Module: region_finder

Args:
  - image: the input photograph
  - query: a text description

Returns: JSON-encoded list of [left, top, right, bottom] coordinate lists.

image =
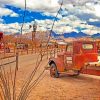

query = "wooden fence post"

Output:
[[47, 46, 49, 59], [16, 52, 19, 70]]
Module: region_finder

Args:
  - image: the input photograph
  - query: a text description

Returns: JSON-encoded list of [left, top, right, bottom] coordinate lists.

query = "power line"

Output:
[[17, 1, 64, 99], [20, 0, 27, 36]]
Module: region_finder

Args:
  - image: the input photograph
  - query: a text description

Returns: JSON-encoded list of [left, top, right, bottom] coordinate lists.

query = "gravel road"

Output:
[[1, 54, 100, 100]]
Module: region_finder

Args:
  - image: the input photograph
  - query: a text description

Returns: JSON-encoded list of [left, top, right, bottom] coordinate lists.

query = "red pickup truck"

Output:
[[49, 41, 100, 77]]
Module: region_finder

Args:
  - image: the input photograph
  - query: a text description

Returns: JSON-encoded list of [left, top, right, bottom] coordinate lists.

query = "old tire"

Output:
[[8, 48, 10, 53], [50, 63, 59, 78], [5, 48, 10, 53]]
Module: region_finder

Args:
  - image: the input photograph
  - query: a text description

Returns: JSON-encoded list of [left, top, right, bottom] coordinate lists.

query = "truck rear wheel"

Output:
[[50, 63, 59, 78]]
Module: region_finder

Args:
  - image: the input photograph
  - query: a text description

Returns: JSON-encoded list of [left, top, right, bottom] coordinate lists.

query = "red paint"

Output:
[[82, 69, 100, 76], [49, 41, 100, 76], [0, 32, 3, 49], [0, 32, 3, 40]]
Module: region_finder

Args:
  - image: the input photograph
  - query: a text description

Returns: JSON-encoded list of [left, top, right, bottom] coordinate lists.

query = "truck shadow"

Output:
[[58, 74, 100, 83]]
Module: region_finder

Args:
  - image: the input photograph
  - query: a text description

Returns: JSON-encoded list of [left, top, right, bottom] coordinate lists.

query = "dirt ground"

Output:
[[1, 54, 100, 100]]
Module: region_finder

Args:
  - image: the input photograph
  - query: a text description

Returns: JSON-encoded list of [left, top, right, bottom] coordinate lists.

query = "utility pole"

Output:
[[30, 21, 37, 53]]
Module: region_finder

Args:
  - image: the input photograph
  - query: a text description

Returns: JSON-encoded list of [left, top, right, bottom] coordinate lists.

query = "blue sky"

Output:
[[3, 5, 56, 24], [0, 0, 100, 35]]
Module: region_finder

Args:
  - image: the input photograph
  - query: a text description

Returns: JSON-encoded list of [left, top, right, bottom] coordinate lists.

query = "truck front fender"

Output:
[[49, 58, 65, 72]]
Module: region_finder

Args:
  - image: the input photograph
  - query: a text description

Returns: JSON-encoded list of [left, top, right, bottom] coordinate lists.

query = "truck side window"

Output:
[[82, 44, 93, 50], [67, 45, 73, 52]]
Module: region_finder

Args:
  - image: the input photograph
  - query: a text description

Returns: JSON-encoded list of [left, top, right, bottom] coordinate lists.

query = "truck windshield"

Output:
[[82, 44, 93, 50]]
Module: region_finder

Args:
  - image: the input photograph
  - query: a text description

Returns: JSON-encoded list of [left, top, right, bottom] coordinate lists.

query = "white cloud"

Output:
[[0, 0, 100, 35], [0, 7, 19, 17], [42, 12, 62, 19], [10, 12, 19, 17], [82, 4, 100, 17], [0, 18, 4, 23], [0, 22, 20, 33], [89, 18, 99, 22], [94, 4, 100, 17], [0, 7, 12, 16], [0, 17, 99, 35], [0, 22, 37, 34], [58, 0, 100, 6], [0, 0, 100, 19], [83, 28, 100, 35], [0, 0, 60, 13]]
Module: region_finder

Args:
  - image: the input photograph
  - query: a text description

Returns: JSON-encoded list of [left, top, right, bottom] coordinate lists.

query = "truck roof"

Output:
[[67, 40, 95, 44]]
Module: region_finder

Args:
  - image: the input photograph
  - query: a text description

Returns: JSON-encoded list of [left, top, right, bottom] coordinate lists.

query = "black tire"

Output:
[[50, 63, 59, 78], [8, 48, 10, 53], [73, 70, 80, 76], [5, 48, 10, 53]]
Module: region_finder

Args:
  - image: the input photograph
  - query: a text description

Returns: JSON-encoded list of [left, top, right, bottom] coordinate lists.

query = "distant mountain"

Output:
[[51, 31, 63, 37], [51, 31, 89, 38], [12, 33, 20, 36], [92, 33, 100, 38], [11, 31, 100, 39], [64, 31, 89, 38]]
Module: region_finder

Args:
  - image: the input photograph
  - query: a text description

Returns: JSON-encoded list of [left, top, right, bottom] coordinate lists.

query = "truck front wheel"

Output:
[[73, 70, 80, 76], [50, 63, 59, 78]]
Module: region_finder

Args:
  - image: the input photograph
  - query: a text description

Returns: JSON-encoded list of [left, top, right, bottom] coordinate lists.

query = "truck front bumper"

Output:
[[85, 62, 100, 70], [82, 62, 100, 76]]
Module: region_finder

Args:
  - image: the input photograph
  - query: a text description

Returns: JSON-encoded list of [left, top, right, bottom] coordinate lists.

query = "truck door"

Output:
[[65, 44, 73, 70], [82, 42, 98, 62]]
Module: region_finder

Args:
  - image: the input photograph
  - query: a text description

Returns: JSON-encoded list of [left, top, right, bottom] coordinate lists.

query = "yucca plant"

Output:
[[0, 49, 48, 100]]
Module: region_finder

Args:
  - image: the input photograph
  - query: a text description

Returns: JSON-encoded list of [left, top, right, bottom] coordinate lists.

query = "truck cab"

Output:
[[49, 41, 99, 77], [0, 32, 3, 49]]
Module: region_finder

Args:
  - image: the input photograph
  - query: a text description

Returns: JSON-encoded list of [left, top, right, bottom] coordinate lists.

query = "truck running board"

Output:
[[81, 69, 100, 76]]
